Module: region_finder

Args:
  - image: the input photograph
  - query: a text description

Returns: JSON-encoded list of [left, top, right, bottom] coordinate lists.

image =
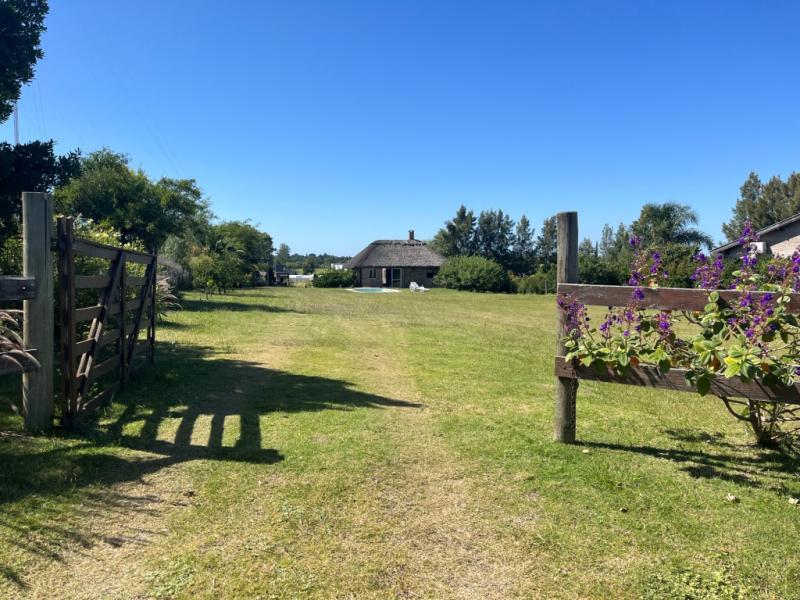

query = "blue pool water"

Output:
[[348, 287, 400, 294]]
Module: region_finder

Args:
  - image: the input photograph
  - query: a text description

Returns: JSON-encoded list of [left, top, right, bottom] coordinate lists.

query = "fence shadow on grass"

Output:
[[0, 341, 419, 590], [579, 433, 800, 494]]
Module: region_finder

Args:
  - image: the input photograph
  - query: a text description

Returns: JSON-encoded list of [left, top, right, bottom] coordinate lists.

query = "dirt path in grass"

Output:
[[352, 329, 532, 598]]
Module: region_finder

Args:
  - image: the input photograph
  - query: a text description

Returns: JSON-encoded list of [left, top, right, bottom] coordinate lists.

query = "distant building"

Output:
[[713, 213, 800, 259], [330, 263, 345, 270], [274, 264, 291, 286], [344, 230, 445, 288]]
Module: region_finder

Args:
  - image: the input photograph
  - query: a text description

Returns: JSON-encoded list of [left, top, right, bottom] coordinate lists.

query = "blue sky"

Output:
[[2, 0, 798, 255]]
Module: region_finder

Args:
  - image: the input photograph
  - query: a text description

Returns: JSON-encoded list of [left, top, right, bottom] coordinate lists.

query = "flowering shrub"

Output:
[[558, 222, 800, 449]]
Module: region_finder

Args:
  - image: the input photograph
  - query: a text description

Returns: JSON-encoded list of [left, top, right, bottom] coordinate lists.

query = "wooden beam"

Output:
[[0, 276, 36, 301], [557, 283, 800, 312], [22, 192, 54, 432], [554, 212, 578, 443], [554, 356, 800, 405]]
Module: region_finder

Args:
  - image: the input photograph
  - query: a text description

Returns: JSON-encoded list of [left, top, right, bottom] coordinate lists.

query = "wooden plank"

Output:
[[85, 354, 120, 383], [74, 275, 111, 289], [126, 276, 147, 286], [124, 251, 154, 265], [0, 276, 37, 301], [557, 283, 800, 312], [75, 303, 121, 322], [72, 238, 118, 261], [58, 217, 78, 419], [74, 329, 120, 356], [73, 237, 153, 263], [0, 349, 39, 376], [80, 380, 121, 415], [554, 356, 800, 404], [554, 212, 578, 444], [131, 339, 150, 357], [22, 192, 54, 432]]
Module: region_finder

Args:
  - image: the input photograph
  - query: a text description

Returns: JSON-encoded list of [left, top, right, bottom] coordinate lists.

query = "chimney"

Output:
[[408, 229, 415, 241]]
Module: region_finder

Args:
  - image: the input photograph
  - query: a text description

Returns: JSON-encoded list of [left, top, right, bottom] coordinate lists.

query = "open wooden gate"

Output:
[[57, 217, 156, 422]]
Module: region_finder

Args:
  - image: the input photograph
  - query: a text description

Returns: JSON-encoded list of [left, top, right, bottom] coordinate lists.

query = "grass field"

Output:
[[1, 287, 799, 599]]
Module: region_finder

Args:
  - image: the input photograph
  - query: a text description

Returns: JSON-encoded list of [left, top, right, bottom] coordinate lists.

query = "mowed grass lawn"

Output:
[[1, 287, 799, 599]]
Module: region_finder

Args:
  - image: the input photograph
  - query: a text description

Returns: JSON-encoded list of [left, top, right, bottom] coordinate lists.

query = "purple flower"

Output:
[[631, 287, 645, 302]]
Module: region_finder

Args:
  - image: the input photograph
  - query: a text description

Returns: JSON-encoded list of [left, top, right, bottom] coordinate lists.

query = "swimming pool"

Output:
[[347, 287, 400, 294]]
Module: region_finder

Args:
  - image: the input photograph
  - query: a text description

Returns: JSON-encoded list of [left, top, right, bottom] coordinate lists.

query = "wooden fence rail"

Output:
[[552, 212, 800, 444]]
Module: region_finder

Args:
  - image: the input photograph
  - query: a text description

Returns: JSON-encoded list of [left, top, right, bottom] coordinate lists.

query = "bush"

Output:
[[313, 269, 356, 288], [435, 256, 511, 292], [513, 269, 556, 294]]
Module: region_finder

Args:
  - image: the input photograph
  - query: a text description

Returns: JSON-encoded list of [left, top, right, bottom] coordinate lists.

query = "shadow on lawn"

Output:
[[580, 430, 800, 493], [0, 342, 419, 589]]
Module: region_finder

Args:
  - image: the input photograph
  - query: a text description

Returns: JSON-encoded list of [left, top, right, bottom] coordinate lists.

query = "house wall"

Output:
[[356, 267, 440, 287], [765, 221, 800, 257], [721, 221, 800, 260]]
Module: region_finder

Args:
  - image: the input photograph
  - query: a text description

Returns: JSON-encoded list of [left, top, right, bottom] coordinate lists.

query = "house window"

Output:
[[368, 268, 377, 279]]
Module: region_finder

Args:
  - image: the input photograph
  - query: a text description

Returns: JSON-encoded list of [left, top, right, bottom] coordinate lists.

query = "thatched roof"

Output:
[[344, 239, 445, 268]]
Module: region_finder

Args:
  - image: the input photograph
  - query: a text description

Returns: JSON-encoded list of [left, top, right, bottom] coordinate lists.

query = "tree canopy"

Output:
[[722, 172, 800, 241], [55, 149, 207, 250], [631, 202, 713, 249], [0, 0, 48, 123], [0, 140, 81, 238]]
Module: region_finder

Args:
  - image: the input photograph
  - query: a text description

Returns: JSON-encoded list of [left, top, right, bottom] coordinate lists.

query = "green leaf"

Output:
[[697, 376, 711, 396]]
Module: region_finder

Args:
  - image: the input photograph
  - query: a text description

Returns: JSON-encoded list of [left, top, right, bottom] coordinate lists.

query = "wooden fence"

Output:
[[58, 217, 156, 422], [552, 211, 800, 444], [0, 193, 158, 432]]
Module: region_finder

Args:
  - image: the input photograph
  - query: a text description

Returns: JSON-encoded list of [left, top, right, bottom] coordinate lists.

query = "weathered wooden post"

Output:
[[22, 192, 54, 432], [554, 211, 578, 443]]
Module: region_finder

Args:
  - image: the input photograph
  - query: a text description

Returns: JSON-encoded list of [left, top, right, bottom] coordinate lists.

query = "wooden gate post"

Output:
[[22, 192, 54, 432], [554, 211, 578, 443]]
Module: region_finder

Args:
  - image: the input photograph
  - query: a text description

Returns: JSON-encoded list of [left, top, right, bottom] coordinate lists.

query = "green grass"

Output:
[[1, 288, 798, 598]]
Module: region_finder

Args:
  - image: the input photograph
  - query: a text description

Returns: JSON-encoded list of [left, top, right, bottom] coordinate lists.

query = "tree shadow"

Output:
[[0, 342, 419, 589], [180, 298, 294, 313], [579, 433, 800, 494]]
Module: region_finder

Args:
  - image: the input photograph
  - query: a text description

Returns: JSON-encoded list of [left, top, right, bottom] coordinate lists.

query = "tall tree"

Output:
[[631, 202, 713, 249], [0, 0, 48, 123], [598, 224, 615, 258], [474, 209, 515, 268], [535, 215, 557, 271], [276, 243, 291, 264], [431, 205, 476, 257], [722, 172, 800, 241], [511, 214, 535, 274]]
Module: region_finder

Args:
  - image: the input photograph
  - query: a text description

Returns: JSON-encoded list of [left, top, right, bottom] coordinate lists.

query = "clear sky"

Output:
[[2, 0, 798, 255]]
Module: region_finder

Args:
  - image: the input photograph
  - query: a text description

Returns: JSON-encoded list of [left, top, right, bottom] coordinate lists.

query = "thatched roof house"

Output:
[[344, 230, 445, 288]]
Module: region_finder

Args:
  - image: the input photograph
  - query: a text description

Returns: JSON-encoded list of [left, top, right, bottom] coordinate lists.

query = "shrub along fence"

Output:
[[552, 211, 800, 445], [0, 193, 157, 432]]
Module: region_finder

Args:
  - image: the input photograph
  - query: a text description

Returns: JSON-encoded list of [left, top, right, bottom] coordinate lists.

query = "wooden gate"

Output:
[[57, 217, 156, 421]]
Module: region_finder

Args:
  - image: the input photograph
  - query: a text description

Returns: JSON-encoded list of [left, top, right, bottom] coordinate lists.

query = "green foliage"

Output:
[[0, 140, 81, 239], [431, 205, 476, 257], [722, 171, 800, 241], [642, 567, 748, 600], [276, 243, 291, 264], [312, 269, 356, 288], [513, 269, 555, 294], [0, 0, 48, 123], [535, 215, 557, 271], [434, 256, 511, 292], [55, 149, 207, 250], [631, 202, 713, 249]]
